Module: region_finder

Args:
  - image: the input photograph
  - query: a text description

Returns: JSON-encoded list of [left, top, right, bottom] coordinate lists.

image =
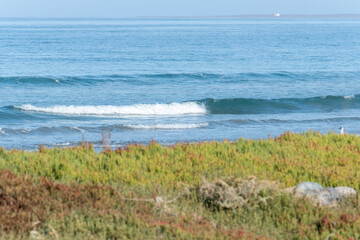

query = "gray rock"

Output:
[[294, 182, 323, 196], [293, 183, 346, 206], [314, 188, 342, 206], [334, 186, 357, 198]]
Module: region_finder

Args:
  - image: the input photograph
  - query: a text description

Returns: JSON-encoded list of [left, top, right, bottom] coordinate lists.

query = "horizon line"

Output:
[[1, 14, 360, 19]]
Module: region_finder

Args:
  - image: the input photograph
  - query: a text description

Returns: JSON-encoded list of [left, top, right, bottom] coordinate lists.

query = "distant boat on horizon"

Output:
[[274, 13, 281, 17]]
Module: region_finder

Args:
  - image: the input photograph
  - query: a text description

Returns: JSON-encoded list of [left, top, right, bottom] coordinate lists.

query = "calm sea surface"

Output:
[[1, 18, 360, 150]]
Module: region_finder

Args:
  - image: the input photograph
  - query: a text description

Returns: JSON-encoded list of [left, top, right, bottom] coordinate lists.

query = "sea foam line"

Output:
[[14, 102, 207, 116], [124, 123, 209, 130]]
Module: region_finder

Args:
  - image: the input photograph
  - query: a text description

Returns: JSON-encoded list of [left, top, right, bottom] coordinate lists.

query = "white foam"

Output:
[[72, 127, 86, 133], [0, 128, 4, 134], [124, 123, 208, 130], [15, 102, 206, 116], [344, 94, 355, 100], [57, 142, 71, 146]]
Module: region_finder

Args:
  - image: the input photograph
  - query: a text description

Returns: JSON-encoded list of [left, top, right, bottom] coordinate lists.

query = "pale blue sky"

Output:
[[0, 0, 359, 18]]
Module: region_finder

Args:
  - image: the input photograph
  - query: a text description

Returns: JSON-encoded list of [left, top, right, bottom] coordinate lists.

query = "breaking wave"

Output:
[[13, 102, 206, 116], [8, 94, 360, 117]]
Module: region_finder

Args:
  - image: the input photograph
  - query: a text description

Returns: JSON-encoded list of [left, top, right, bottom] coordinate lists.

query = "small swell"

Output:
[[2, 71, 360, 86], [202, 94, 360, 115], [0, 126, 88, 135]]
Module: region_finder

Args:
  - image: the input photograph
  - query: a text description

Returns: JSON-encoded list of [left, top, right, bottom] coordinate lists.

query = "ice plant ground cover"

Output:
[[1, 131, 360, 239]]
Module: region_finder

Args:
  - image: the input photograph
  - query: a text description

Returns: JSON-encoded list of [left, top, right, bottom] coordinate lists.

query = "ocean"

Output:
[[1, 18, 360, 150]]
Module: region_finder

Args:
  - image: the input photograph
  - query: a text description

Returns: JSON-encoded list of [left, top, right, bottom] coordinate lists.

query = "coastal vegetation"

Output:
[[1, 131, 360, 239]]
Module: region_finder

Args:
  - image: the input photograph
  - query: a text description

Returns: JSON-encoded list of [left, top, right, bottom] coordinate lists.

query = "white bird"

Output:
[[339, 126, 344, 135]]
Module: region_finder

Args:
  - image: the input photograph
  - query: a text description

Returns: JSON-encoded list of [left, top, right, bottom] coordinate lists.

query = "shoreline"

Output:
[[0, 130, 346, 152]]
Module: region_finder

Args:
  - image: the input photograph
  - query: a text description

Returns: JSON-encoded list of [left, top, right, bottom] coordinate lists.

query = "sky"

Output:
[[0, 0, 359, 18]]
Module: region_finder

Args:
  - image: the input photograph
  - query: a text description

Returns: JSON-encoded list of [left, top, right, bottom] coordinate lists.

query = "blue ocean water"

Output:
[[1, 18, 360, 150]]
